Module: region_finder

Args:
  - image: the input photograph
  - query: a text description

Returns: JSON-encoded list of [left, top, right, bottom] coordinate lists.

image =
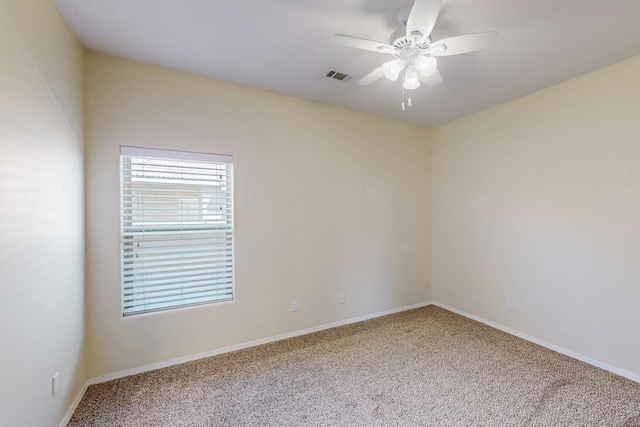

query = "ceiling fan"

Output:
[[332, 0, 497, 109]]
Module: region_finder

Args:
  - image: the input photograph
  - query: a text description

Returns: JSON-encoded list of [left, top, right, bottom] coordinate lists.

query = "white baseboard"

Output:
[[58, 382, 89, 427], [89, 301, 432, 385], [59, 300, 433, 425], [431, 301, 640, 384], [59, 299, 638, 426]]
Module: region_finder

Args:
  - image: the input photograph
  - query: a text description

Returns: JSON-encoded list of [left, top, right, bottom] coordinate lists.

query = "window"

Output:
[[120, 146, 234, 316]]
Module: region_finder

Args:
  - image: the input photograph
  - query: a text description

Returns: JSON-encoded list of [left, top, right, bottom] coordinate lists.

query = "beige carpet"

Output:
[[68, 306, 640, 426]]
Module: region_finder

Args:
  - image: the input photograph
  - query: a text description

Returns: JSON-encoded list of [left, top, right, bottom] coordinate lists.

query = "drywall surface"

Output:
[[0, 1, 85, 426], [432, 55, 640, 376], [84, 53, 431, 378]]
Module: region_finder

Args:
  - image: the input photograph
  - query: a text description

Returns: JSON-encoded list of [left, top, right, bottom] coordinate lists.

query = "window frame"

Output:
[[119, 145, 235, 317]]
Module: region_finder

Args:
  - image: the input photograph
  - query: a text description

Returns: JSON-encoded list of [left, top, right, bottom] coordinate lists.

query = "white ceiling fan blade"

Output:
[[406, 0, 442, 40], [428, 32, 497, 56], [358, 66, 385, 86], [333, 34, 394, 54], [418, 68, 443, 86]]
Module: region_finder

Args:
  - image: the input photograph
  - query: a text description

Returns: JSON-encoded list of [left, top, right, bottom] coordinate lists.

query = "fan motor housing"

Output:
[[391, 35, 430, 52]]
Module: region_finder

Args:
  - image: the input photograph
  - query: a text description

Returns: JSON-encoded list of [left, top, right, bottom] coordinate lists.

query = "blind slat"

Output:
[[124, 269, 234, 285], [124, 293, 233, 315], [124, 280, 234, 297], [122, 227, 233, 236]]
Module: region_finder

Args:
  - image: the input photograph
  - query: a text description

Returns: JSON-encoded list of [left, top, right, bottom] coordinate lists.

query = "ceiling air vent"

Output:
[[325, 69, 353, 82]]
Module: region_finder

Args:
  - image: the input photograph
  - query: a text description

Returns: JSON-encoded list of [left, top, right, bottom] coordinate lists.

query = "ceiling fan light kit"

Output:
[[383, 59, 404, 81], [332, 0, 497, 110], [414, 56, 437, 77], [403, 67, 421, 90]]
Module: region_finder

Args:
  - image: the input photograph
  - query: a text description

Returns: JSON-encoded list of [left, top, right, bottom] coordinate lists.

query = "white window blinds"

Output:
[[120, 146, 234, 316]]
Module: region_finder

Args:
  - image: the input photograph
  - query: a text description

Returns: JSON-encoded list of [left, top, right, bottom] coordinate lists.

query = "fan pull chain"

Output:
[[400, 75, 413, 111], [401, 90, 413, 111]]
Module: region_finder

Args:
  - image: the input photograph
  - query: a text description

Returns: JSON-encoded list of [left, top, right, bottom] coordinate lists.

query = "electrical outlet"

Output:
[[338, 293, 345, 304], [291, 300, 298, 312], [52, 373, 59, 397], [507, 299, 515, 311]]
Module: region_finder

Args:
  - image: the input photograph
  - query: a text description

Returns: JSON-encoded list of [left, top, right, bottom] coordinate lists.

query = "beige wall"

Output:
[[6, 6, 636, 421], [0, 1, 85, 426], [432, 55, 640, 376], [84, 53, 432, 378]]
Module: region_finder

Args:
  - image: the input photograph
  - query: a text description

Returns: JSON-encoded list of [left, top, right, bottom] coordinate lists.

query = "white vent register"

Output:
[[325, 68, 353, 82], [120, 146, 234, 316]]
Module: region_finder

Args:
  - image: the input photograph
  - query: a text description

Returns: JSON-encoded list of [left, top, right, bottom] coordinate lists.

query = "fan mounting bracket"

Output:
[[396, 4, 413, 27]]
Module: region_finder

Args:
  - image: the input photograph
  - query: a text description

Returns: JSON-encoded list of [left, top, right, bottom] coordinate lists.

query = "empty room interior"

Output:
[[2, 0, 640, 425]]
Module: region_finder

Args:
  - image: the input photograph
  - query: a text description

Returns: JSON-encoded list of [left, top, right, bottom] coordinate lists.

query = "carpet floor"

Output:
[[68, 306, 640, 426]]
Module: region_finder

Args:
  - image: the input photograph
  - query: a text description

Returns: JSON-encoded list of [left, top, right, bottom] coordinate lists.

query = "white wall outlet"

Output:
[[291, 300, 298, 312], [52, 372, 60, 397], [507, 298, 515, 311], [338, 293, 345, 304]]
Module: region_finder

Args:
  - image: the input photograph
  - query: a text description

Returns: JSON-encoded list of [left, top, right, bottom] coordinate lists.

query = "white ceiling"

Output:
[[53, 0, 640, 127]]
